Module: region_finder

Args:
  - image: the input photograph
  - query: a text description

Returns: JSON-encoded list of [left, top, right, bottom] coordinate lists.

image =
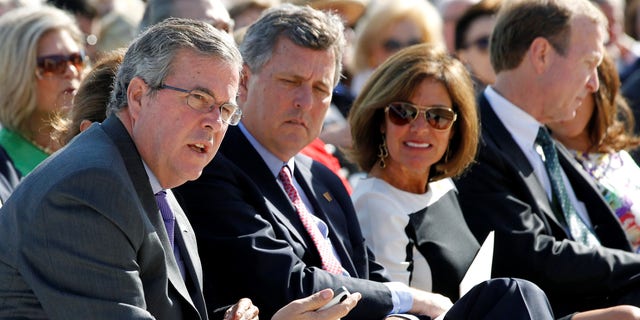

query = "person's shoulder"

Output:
[[297, 153, 338, 177]]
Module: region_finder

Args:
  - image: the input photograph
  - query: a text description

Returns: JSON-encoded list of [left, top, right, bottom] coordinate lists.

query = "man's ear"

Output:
[[127, 76, 147, 121], [238, 64, 251, 104], [529, 37, 552, 74]]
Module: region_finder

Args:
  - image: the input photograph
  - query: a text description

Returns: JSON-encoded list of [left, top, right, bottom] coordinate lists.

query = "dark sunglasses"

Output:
[[36, 52, 86, 77], [382, 38, 422, 52], [462, 35, 490, 52], [385, 102, 457, 130]]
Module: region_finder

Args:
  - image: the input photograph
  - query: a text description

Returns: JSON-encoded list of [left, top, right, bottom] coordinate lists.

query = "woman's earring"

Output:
[[377, 134, 389, 168], [443, 145, 450, 164]]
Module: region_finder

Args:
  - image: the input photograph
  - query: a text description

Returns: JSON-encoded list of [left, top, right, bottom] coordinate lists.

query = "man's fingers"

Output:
[[301, 288, 335, 310]]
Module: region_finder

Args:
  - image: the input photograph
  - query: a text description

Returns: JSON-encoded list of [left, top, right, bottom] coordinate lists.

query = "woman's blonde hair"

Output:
[[352, 0, 443, 74], [0, 5, 82, 136]]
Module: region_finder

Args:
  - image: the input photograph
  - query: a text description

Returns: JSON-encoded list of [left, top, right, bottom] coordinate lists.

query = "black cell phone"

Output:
[[317, 286, 351, 311]]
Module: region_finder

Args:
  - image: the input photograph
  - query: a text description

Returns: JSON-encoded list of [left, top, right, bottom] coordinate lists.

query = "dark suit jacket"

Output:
[[174, 126, 394, 320], [454, 94, 640, 315], [0, 116, 207, 319]]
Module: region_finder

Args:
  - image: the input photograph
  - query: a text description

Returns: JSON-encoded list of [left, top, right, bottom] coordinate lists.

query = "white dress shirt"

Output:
[[484, 86, 593, 228]]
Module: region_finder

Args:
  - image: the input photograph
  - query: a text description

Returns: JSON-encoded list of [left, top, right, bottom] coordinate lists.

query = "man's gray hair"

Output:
[[108, 17, 242, 114], [240, 4, 346, 86]]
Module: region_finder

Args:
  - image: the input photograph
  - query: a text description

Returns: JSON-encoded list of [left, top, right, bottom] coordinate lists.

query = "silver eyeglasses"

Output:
[[158, 84, 242, 125]]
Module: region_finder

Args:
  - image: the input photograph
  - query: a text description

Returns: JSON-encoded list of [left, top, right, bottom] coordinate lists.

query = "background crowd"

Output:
[[3, 0, 640, 319]]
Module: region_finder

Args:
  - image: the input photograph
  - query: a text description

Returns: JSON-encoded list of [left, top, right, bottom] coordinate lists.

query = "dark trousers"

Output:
[[445, 278, 555, 320]]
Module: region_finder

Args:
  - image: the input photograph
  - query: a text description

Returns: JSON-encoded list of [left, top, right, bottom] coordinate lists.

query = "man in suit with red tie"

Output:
[[174, 4, 560, 320]]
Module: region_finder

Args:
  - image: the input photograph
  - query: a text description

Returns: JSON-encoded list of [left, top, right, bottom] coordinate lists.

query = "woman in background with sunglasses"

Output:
[[348, 43, 479, 301], [0, 5, 85, 182], [350, 0, 444, 98], [454, 0, 500, 97]]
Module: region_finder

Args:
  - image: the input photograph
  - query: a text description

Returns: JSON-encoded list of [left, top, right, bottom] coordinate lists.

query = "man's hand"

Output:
[[408, 288, 453, 319], [224, 298, 259, 320], [271, 288, 362, 320]]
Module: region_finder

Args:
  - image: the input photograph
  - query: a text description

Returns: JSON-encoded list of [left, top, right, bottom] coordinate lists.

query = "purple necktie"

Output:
[[155, 190, 175, 248]]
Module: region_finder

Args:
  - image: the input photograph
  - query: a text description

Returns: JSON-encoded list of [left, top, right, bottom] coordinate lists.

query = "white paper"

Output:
[[458, 231, 494, 297]]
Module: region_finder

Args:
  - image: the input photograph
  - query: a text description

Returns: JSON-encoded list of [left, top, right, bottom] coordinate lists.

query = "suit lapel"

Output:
[[479, 96, 564, 229], [167, 190, 208, 317], [220, 127, 312, 248], [101, 116, 200, 315], [293, 156, 357, 276], [556, 143, 633, 250]]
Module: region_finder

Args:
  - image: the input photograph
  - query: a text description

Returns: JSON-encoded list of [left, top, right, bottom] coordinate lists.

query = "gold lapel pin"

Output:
[[323, 192, 333, 202]]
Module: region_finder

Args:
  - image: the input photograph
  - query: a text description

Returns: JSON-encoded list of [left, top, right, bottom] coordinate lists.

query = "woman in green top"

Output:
[[0, 5, 86, 179]]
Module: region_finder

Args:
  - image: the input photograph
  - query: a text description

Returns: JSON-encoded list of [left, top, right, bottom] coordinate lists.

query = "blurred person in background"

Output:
[[52, 48, 125, 146], [47, 0, 100, 59], [90, 0, 143, 59], [593, 0, 640, 82], [454, 0, 499, 96], [350, 0, 443, 97], [0, 0, 42, 15], [625, 0, 640, 41], [0, 5, 85, 184], [139, 0, 234, 35], [436, 0, 479, 53], [229, 0, 279, 30]]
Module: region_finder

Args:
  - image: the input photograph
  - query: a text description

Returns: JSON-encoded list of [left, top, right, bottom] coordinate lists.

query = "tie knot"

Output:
[[278, 165, 293, 182], [155, 190, 174, 221], [155, 190, 167, 199], [535, 126, 554, 148]]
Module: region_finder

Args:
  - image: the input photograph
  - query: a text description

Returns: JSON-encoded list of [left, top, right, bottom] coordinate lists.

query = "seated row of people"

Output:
[[2, 1, 640, 320]]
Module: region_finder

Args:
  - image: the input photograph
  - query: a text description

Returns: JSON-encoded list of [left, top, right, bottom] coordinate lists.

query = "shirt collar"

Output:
[[143, 161, 163, 194], [484, 86, 542, 150], [238, 121, 295, 178]]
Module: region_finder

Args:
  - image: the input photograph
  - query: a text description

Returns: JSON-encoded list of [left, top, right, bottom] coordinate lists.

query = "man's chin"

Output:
[[559, 109, 578, 122]]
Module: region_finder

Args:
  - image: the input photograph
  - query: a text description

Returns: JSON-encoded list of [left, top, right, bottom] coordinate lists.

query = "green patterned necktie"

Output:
[[535, 127, 600, 247]]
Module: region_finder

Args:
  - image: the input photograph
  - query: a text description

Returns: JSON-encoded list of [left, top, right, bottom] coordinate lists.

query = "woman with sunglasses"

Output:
[[0, 5, 85, 181], [348, 43, 479, 301]]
